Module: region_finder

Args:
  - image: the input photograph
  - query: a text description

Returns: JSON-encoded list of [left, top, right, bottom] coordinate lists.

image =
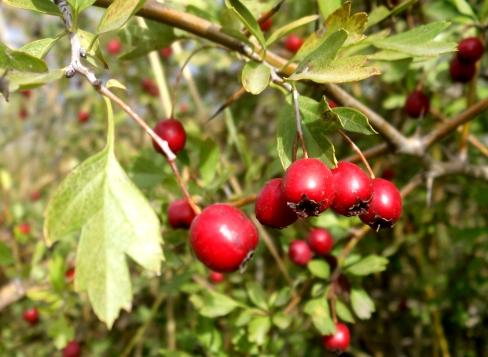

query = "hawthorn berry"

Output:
[[322, 323, 350, 352], [259, 17, 272, 32], [331, 161, 373, 216], [167, 198, 196, 229], [306, 228, 333, 256], [30, 191, 41, 201], [190, 204, 259, 272], [63, 340, 81, 357], [106, 38, 122, 55], [160, 47, 172, 59], [457, 37, 484, 64], [282, 158, 335, 217], [19, 107, 28, 120], [328, 99, 337, 109], [404, 90, 430, 119], [209, 271, 225, 284], [20, 89, 32, 98], [152, 118, 186, 155], [66, 267, 75, 282], [284, 34, 303, 53], [288, 240, 313, 266], [360, 178, 402, 230], [23, 307, 39, 326], [78, 111, 90, 124], [450, 57, 476, 83], [255, 178, 297, 229], [381, 167, 395, 181], [141, 78, 160, 97], [18, 223, 31, 235]]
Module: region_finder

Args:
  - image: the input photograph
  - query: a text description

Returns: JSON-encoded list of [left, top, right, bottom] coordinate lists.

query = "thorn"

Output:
[[207, 87, 247, 122]]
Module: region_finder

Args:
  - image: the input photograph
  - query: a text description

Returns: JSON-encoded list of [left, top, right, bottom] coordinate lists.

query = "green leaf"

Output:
[[0, 241, 14, 266], [0, 43, 48, 73], [225, 0, 266, 50], [97, 0, 145, 34], [317, 0, 341, 20], [450, 0, 476, 18], [332, 107, 377, 135], [366, 6, 391, 28], [49, 253, 66, 293], [77, 29, 108, 69], [68, 0, 97, 14], [307, 260, 331, 279], [272, 312, 291, 330], [336, 300, 355, 323], [374, 21, 457, 56], [44, 98, 163, 328], [20, 37, 62, 59], [304, 298, 336, 334], [351, 288, 375, 319], [7, 69, 65, 91], [266, 15, 319, 45], [345, 254, 388, 276], [199, 291, 240, 318], [198, 139, 220, 186], [276, 101, 297, 169], [241, 61, 271, 95], [47, 317, 75, 349], [248, 316, 271, 346], [246, 282, 268, 311], [3, 0, 60, 16], [325, 2, 368, 43]]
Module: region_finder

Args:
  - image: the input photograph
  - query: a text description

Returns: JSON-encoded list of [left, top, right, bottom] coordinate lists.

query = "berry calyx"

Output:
[[18, 223, 31, 235], [152, 118, 186, 155], [331, 162, 373, 216], [190, 204, 259, 272], [404, 90, 430, 119], [160, 47, 172, 59], [259, 17, 272, 32], [209, 271, 225, 284], [450, 57, 476, 83], [288, 240, 313, 266], [106, 38, 122, 55], [457, 37, 484, 64], [63, 340, 81, 357], [23, 307, 39, 325], [285, 34, 303, 53], [141, 78, 160, 97], [167, 198, 196, 229], [322, 323, 350, 352], [78, 111, 90, 124], [255, 178, 297, 229], [282, 158, 335, 217], [306, 228, 333, 256], [360, 178, 402, 230]]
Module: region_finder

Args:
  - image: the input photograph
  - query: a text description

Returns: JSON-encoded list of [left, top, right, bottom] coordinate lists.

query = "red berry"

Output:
[[160, 47, 172, 59], [404, 90, 430, 119], [152, 118, 186, 155], [179, 103, 189, 113], [328, 99, 337, 109], [23, 308, 39, 325], [450, 57, 476, 83], [167, 199, 196, 229], [360, 178, 402, 230], [106, 38, 122, 55], [457, 37, 484, 64], [322, 323, 350, 352], [259, 17, 272, 32], [284, 34, 303, 53], [63, 341, 81, 357], [288, 240, 313, 266], [20, 89, 32, 98], [282, 158, 335, 217], [190, 204, 259, 272], [18, 223, 31, 235], [306, 228, 333, 256], [19, 107, 28, 120], [331, 162, 373, 216], [65, 267, 75, 282], [255, 178, 297, 229], [78, 111, 90, 124], [209, 271, 225, 284], [381, 167, 395, 181], [30, 191, 41, 201], [141, 78, 160, 97]]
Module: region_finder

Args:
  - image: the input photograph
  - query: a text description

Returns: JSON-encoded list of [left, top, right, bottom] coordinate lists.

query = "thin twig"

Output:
[[292, 87, 308, 159], [339, 129, 375, 177]]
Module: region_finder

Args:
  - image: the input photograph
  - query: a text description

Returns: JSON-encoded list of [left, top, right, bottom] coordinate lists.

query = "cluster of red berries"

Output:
[[288, 227, 333, 266], [255, 159, 402, 231], [450, 37, 484, 83]]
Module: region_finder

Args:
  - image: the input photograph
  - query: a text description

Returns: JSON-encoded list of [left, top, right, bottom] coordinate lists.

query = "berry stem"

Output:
[[292, 87, 308, 159], [229, 194, 257, 207], [339, 129, 375, 178]]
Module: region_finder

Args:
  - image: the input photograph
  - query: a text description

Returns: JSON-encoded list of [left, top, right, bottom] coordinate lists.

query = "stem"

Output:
[[229, 194, 257, 207], [339, 129, 375, 178], [292, 88, 308, 159]]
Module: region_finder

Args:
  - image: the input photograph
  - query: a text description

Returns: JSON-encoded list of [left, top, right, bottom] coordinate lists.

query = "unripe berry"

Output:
[[255, 178, 297, 229], [285, 34, 303, 53], [78, 111, 90, 124], [167, 199, 196, 229], [457, 37, 484, 64], [322, 323, 350, 352], [63, 340, 81, 357], [160, 47, 172, 59], [404, 90, 430, 119], [282, 158, 335, 217], [259, 17, 272, 32], [306, 228, 333, 256], [190, 204, 259, 272], [450, 57, 476, 83], [18, 222, 31, 235], [209, 271, 225, 284], [106, 38, 122, 55], [152, 118, 186, 155], [23, 307, 39, 326], [141, 78, 160, 97], [288, 240, 313, 266], [360, 178, 402, 230], [331, 162, 373, 216]]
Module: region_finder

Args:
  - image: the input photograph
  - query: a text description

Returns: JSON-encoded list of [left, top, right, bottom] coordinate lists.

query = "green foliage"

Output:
[[241, 61, 271, 95], [3, 0, 61, 16], [351, 288, 375, 319], [225, 0, 266, 49], [345, 254, 389, 276], [97, 0, 145, 34], [304, 298, 335, 334], [0, 43, 48, 73]]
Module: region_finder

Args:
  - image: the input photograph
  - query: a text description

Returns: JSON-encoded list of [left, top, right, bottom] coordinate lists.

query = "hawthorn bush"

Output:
[[0, 0, 487, 356]]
